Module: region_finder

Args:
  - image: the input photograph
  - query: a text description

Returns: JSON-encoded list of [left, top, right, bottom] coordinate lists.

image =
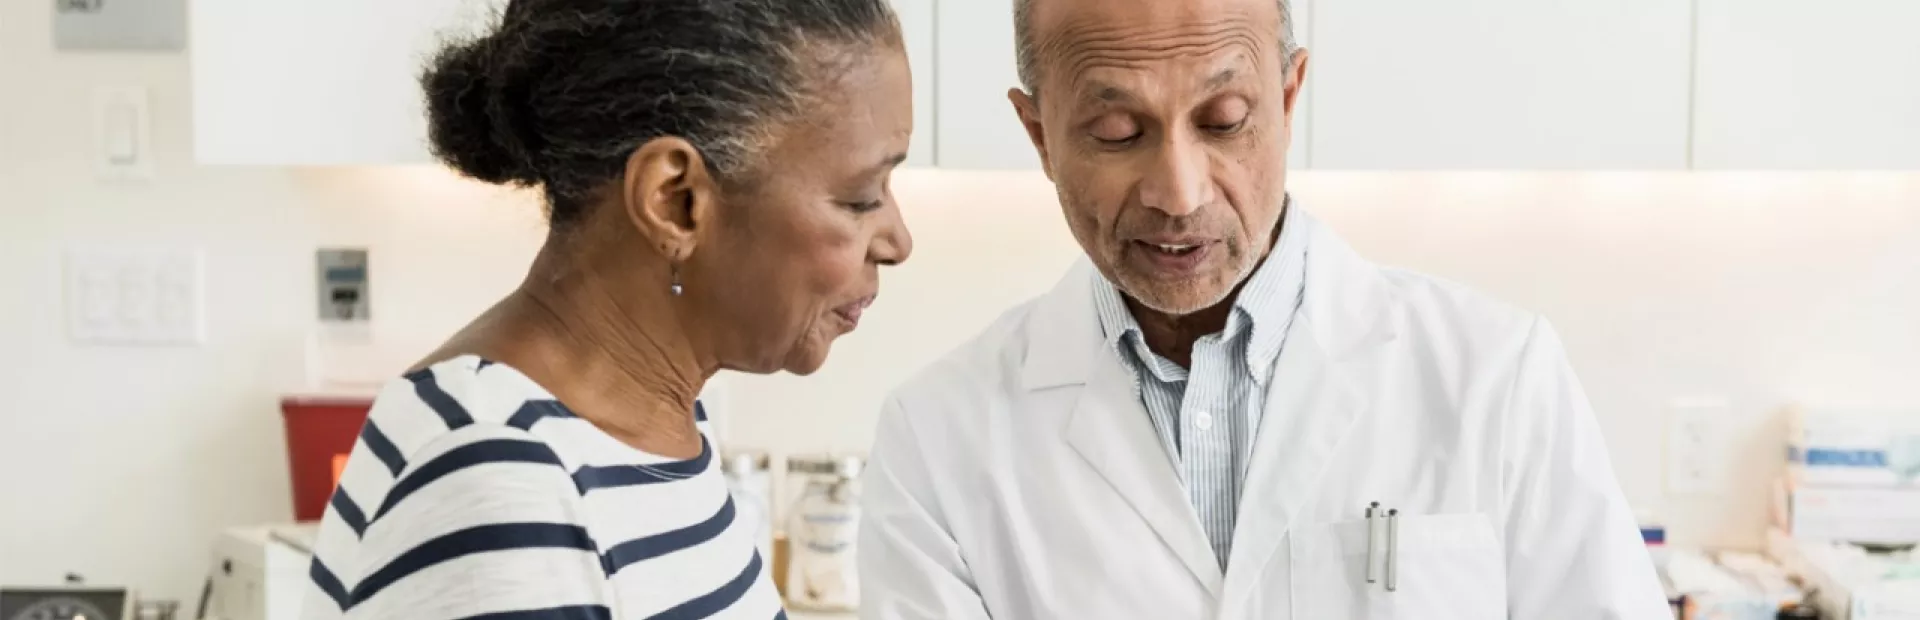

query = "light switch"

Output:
[[104, 100, 139, 164], [94, 87, 153, 181], [66, 247, 205, 346]]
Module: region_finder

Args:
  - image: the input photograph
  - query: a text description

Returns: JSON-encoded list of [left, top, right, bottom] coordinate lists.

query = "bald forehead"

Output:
[[1027, 0, 1280, 32], [1023, 0, 1284, 90]]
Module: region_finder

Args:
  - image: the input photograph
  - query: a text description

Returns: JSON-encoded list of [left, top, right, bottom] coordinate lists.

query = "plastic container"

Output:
[[722, 451, 776, 563], [280, 395, 374, 521], [783, 454, 864, 612]]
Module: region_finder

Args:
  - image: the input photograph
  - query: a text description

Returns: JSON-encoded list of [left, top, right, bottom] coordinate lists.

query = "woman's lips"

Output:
[[833, 296, 875, 330]]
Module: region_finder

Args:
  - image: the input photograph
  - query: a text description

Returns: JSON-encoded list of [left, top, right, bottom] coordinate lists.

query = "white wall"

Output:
[[6, 0, 1920, 606], [0, 1, 545, 603], [1301, 172, 1920, 552]]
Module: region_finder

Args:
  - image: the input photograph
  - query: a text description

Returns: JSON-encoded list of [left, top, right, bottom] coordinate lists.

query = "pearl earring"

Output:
[[670, 266, 684, 296]]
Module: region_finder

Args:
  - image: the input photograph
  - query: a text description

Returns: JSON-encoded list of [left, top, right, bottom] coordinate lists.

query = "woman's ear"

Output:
[[620, 137, 718, 262]]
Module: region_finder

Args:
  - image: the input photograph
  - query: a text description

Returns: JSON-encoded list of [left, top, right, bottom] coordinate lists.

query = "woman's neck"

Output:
[[435, 239, 712, 459]]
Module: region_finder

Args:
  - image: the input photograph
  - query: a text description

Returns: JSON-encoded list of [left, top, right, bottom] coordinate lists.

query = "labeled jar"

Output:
[[784, 454, 864, 612]]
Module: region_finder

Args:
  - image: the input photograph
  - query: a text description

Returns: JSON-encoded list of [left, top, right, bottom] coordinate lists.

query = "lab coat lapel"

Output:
[[1221, 319, 1372, 599], [1065, 349, 1225, 597], [1025, 260, 1224, 598], [1223, 215, 1399, 603]]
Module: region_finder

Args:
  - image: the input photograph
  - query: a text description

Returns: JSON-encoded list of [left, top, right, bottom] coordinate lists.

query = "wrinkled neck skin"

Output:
[[1127, 295, 1236, 368], [423, 226, 714, 460]]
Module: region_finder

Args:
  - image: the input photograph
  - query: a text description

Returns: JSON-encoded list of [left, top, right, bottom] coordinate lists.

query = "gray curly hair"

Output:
[[421, 0, 903, 228], [1012, 0, 1300, 95]]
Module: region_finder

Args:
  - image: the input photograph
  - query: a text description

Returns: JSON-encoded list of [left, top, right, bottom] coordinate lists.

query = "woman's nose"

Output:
[[871, 198, 914, 266]]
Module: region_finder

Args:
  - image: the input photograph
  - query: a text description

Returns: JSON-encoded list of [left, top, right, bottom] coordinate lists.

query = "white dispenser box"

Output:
[[1786, 407, 1920, 489]]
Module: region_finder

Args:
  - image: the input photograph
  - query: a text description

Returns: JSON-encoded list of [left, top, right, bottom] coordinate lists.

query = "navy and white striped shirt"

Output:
[[301, 355, 784, 620], [1092, 198, 1309, 568]]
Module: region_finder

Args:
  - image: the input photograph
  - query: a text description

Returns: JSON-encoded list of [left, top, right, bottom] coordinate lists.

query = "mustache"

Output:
[[1113, 210, 1229, 239]]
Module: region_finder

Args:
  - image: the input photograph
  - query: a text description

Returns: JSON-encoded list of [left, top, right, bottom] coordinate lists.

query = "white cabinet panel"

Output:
[[934, 0, 1038, 169], [1693, 0, 1920, 169], [192, 0, 500, 165], [1308, 0, 1692, 169], [893, 0, 938, 168], [195, 0, 926, 167]]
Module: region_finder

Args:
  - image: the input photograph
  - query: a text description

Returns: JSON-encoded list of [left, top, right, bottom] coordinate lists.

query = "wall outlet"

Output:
[[66, 247, 205, 346], [1666, 397, 1733, 496]]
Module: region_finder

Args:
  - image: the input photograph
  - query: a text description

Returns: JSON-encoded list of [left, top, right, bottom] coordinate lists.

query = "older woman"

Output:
[[299, 0, 913, 618]]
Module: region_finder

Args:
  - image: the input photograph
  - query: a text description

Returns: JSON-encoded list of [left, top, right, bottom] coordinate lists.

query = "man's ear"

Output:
[[1008, 88, 1056, 181], [620, 137, 717, 262], [1283, 49, 1311, 122]]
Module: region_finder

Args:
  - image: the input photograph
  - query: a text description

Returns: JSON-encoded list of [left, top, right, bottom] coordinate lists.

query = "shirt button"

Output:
[[1194, 411, 1214, 431]]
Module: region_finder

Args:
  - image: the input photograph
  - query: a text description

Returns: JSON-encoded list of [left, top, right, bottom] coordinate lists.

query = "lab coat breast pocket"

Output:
[[1290, 512, 1507, 620]]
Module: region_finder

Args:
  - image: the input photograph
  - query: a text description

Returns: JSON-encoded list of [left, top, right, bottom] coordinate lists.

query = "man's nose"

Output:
[[1137, 134, 1215, 217]]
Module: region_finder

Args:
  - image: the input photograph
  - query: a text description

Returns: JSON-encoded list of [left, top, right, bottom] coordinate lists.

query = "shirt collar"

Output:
[[1093, 196, 1309, 384]]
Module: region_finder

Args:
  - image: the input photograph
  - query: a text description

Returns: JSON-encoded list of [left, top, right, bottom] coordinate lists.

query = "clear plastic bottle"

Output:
[[721, 451, 774, 564]]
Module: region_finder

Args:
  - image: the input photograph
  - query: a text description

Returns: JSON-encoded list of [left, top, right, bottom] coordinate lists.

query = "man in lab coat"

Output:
[[857, 0, 1672, 617]]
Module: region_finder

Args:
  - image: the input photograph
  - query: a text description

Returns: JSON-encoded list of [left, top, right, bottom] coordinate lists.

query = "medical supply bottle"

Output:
[[720, 451, 775, 564], [783, 454, 864, 612]]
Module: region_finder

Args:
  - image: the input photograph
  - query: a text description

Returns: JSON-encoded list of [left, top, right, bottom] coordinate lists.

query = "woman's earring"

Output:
[[670, 266, 684, 296]]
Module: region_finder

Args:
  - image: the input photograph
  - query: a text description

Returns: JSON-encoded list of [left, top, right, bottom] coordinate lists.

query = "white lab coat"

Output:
[[857, 212, 1670, 619]]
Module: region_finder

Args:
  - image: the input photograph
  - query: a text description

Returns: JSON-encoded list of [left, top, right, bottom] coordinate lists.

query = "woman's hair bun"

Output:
[[421, 36, 537, 185], [414, 0, 901, 227]]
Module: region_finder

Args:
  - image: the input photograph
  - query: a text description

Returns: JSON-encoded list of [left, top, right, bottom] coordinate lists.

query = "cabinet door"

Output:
[[1308, 0, 1691, 169], [934, 0, 1037, 169], [1693, 0, 1920, 169], [192, 0, 499, 165], [893, 0, 938, 168]]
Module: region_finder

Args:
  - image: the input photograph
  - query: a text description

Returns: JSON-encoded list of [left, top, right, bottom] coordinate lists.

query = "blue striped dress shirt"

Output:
[[1091, 198, 1309, 568]]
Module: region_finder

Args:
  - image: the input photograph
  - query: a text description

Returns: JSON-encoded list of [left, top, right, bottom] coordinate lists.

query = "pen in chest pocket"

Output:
[[1364, 502, 1380, 584], [1362, 502, 1402, 593], [1386, 509, 1400, 592]]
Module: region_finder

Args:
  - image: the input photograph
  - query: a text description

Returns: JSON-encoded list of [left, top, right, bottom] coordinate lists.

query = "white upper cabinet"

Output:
[[192, 0, 1914, 171], [192, 0, 935, 167], [192, 0, 499, 165], [894, 0, 938, 168], [1307, 0, 1693, 169], [933, 0, 1037, 170], [1693, 0, 1920, 169]]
